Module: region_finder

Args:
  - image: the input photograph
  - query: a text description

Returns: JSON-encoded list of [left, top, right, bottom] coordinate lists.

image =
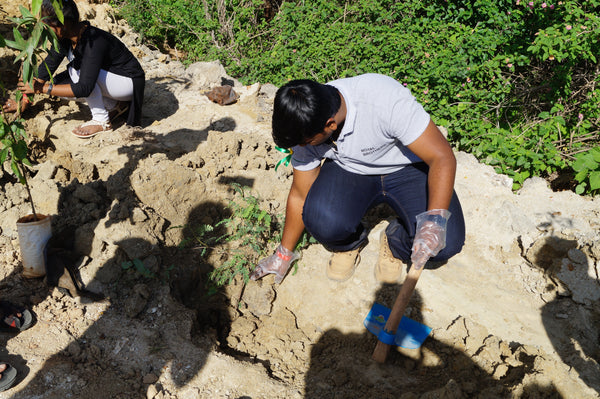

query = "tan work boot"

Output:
[[375, 232, 406, 283], [327, 247, 362, 282]]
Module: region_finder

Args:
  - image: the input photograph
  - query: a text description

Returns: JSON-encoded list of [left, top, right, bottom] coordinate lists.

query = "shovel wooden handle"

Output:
[[372, 258, 427, 363]]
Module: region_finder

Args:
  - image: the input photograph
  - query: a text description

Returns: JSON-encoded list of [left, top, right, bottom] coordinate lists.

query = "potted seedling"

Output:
[[0, 0, 63, 277]]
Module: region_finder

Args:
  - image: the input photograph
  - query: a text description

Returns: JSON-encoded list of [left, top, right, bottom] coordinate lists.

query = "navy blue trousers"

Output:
[[302, 161, 465, 262]]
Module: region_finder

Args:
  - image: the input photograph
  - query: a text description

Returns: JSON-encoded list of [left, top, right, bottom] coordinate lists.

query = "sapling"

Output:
[[0, 0, 63, 220]]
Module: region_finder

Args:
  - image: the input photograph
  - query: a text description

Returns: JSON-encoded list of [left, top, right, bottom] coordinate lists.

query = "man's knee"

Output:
[[302, 209, 357, 245], [431, 236, 465, 262]]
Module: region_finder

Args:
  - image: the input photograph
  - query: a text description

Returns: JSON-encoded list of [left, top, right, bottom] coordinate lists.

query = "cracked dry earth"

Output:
[[1, 1, 600, 398]]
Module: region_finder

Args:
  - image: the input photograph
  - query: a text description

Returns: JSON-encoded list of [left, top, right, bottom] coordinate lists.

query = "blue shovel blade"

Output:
[[364, 302, 432, 349]]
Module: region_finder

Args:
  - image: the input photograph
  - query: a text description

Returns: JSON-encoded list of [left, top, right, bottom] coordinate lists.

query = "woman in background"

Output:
[[3, 0, 145, 138]]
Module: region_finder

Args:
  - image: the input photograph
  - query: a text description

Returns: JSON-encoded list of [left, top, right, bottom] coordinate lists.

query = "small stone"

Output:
[[132, 207, 148, 223], [73, 185, 102, 203], [54, 167, 70, 184], [146, 384, 159, 399], [567, 248, 587, 264], [68, 341, 82, 357], [51, 287, 65, 299], [143, 373, 159, 384], [68, 308, 85, 319], [34, 161, 58, 181], [493, 363, 509, 379]]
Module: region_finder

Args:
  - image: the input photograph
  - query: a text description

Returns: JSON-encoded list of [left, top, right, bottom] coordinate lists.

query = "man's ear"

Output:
[[325, 118, 337, 131]]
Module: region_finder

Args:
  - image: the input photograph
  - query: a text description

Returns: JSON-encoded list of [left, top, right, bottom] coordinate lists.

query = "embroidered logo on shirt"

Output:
[[361, 145, 386, 156]]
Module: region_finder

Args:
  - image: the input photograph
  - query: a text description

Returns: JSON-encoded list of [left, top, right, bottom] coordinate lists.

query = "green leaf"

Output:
[[13, 140, 28, 160], [25, 40, 35, 64], [257, 210, 267, 221], [572, 157, 587, 172], [575, 169, 588, 183], [0, 148, 8, 164], [8, 28, 26, 50], [10, 161, 25, 184], [22, 60, 32, 87], [18, 6, 34, 20], [32, 0, 43, 15], [538, 111, 550, 119], [589, 172, 600, 191], [51, 0, 65, 24], [14, 49, 28, 64], [31, 21, 44, 49], [583, 157, 599, 171]]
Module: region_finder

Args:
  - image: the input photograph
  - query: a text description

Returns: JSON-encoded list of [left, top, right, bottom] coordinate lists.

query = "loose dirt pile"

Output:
[[1, 1, 599, 398]]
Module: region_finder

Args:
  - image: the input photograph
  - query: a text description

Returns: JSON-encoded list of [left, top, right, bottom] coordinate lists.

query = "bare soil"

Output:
[[1, 1, 599, 398]]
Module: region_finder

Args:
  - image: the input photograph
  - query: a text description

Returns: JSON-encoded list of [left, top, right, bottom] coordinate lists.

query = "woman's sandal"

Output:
[[0, 363, 17, 392], [72, 119, 113, 139], [0, 301, 34, 333]]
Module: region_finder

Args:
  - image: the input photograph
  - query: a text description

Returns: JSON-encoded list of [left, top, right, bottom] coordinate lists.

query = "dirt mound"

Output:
[[1, 1, 599, 398]]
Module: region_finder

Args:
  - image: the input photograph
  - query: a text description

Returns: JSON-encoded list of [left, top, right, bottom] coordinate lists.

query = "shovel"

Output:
[[367, 257, 430, 363]]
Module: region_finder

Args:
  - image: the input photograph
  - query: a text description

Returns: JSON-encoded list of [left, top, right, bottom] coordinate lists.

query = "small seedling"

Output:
[[121, 258, 156, 279]]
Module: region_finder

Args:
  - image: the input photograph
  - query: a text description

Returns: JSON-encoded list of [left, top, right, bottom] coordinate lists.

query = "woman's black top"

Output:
[[38, 21, 145, 126]]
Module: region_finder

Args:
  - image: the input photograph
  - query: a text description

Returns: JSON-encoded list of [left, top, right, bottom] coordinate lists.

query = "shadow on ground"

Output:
[[532, 235, 600, 394], [1, 118, 246, 397], [304, 284, 564, 398]]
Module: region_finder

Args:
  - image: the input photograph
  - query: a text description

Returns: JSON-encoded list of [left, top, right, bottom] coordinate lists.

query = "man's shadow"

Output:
[[530, 234, 600, 393], [305, 284, 564, 398], [10, 200, 235, 397], [6, 117, 237, 396]]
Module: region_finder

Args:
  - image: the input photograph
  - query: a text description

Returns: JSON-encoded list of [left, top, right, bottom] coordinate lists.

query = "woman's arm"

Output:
[[17, 78, 75, 97], [69, 28, 109, 98], [37, 45, 66, 82]]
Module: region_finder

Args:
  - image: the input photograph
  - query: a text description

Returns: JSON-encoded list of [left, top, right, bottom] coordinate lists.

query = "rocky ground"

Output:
[[1, 1, 599, 398]]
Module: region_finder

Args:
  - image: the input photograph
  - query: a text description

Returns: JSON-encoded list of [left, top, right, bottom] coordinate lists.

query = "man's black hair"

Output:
[[42, 0, 80, 28], [272, 79, 341, 148]]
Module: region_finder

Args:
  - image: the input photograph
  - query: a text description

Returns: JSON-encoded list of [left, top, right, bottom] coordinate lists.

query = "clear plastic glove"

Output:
[[411, 209, 451, 267], [250, 244, 300, 284]]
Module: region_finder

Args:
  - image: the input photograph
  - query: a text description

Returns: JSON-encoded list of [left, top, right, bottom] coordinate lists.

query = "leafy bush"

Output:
[[178, 184, 313, 288], [572, 147, 600, 195], [114, 0, 600, 194]]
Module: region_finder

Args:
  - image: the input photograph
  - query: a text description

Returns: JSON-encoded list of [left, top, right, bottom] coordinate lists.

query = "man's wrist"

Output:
[[276, 249, 292, 262]]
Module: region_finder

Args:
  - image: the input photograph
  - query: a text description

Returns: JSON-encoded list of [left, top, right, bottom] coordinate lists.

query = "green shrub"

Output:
[[177, 184, 313, 288], [114, 0, 600, 194], [572, 147, 600, 195]]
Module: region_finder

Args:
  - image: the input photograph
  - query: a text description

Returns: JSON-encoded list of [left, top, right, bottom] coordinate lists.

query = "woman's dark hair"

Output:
[[272, 79, 341, 148], [41, 0, 79, 28]]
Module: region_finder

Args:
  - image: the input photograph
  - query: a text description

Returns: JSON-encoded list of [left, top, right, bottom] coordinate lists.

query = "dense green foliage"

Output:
[[116, 0, 600, 193]]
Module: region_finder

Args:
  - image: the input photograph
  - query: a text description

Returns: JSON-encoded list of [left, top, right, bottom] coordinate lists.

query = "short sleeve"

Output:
[[388, 88, 430, 146], [290, 144, 326, 171]]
